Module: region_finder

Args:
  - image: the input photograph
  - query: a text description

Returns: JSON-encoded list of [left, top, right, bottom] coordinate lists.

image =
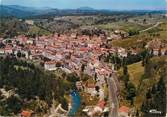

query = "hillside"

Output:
[[0, 17, 29, 38], [111, 21, 167, 49], [0, 5, 37, 18], [0, 56, 70, 116], [118, 56, 167, 116], [0, 17, 52, 38]]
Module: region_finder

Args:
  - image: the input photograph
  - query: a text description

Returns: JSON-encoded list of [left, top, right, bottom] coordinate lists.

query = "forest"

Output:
[[0, 56, 72, 115]]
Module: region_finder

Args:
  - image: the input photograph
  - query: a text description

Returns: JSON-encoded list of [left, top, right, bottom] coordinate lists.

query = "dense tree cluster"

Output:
[[141, 58, 167, 117], [128, 29, 139, 36], [0, 17, 29, 38], [121, 65, 136, 105], [104, 49, 150, 70], [0, 56, 68, 115], [141, 77, 166, 117]]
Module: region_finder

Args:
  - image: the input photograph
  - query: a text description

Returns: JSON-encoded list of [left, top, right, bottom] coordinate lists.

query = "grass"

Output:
[[127, 62, 144, 87], [118, 62, 145, 108], [118, 61, 144, 87]]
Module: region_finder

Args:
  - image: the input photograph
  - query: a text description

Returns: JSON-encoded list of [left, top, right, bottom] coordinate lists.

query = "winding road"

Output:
[[139, 22, 162, 33], [107, 72, 119, 117]]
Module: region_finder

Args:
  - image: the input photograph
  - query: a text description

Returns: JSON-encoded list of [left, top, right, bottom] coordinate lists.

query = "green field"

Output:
[[119, 62, 144, 87], [96, 21, 150, 32], [111, 22, 167, 48]]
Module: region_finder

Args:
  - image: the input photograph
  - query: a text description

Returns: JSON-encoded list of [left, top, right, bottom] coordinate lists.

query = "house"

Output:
[[0, 48, 5, 54], [93, 100, 106, 113], [88, 100, 106, 116], [55, 53, 63, 61], [97, 100, 106, 110], [25, 20, 34, 25], [76, 81, 83, 91], [153, 48, 159, 56], [85, 83, 96, 96], [119, 106, 130, 117], [131, 49, 138, 55], [117, 48, 127, 57], [71, 33, 77, 39], [44, 61, 56, 71], [146, 39, 162, 50], [21, 50, 29, 59], [110, 33, 122, 40], [26, 39, 34, 44], [21, 110, 32, 117], [36, 40, 45, 48], [4, 46, 13, 54], [17, 35, 27, 45], [161, 48, 167, 55], [42, 50, 56, 60]]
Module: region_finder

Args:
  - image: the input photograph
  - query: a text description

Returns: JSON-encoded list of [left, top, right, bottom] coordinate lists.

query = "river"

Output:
[[68, 90, 81, 116]]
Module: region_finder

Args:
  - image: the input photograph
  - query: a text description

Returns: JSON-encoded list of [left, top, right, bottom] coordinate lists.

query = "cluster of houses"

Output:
[[0, 33, 130, 77], [145, 39, 167, 56], [107, 30, 129, 41], [0, 33, 135, 117]]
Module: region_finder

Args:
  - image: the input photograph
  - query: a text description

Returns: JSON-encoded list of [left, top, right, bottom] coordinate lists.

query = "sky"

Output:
[[1, 0, 167, 10]]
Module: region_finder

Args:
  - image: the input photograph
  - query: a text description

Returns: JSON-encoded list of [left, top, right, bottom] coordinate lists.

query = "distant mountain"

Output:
[[0, 5, 37, 18], [0, 5, 166, 18], [77, 7, 95, 11], [0, 5, 97, 18], [4, 5, 39, 12]]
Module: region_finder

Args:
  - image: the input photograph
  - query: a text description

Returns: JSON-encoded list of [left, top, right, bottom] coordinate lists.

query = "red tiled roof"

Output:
[[80, 48, 88, 51], [119, 106, 130, 113], [97, 100, 106, 109], [21, 110, 32, 117], [87, 83, 95, 88]]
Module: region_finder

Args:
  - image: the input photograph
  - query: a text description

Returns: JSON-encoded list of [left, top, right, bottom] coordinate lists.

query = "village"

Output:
[[0, 30, 167, 117]]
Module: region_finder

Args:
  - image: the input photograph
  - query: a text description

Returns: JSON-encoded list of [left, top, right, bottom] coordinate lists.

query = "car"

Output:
[[149, 109, 162, 114]]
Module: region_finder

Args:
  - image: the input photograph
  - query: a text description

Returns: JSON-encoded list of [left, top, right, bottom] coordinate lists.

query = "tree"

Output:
[[146, 89, 152, 99], [123, 65, 128, 76], [158, 49, 162, 56], [126, 82, 136, 105], [81, 64, 86, 72], [56, 62, 61, 67], [6, 95, 22, 114], [94, 73, 97, 81], [143, 19, 146, 24], [95, 86, 100, 92], [142, 57, 145, 66], [136, 109, 139, 117], [128, 29, 139, 36], [60, 98, 68, 110], [0, 57, 69, 115], [67, 73, 80, 83], [81, 73, 89, 82], [123, 74, 129, 88], [17, 51, 22, 58]]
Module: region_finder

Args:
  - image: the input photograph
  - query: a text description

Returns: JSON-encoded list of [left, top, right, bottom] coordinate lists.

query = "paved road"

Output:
[[139, 22, 162, 33], [107, 73, 119, 117]]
